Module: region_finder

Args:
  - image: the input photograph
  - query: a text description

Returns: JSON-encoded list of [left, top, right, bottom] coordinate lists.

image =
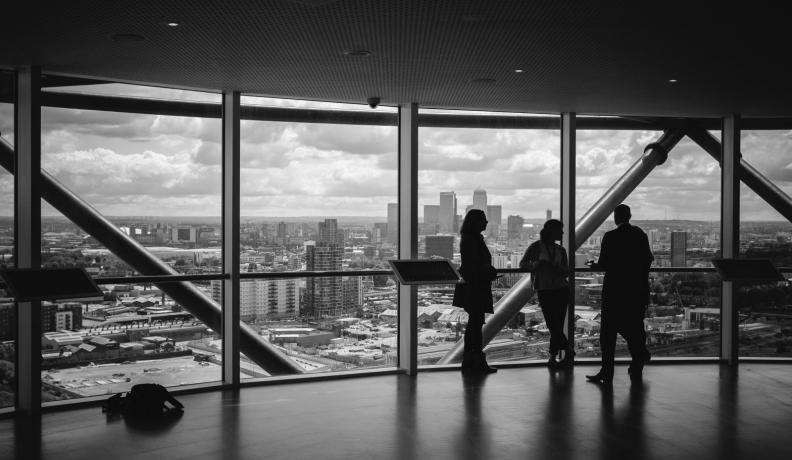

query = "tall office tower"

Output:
[[305, 242, 343, 318], [439, 192, 457, 233], [671, 231, 687, 267], [342, 276, 364, 311], [424, 205, 440, 225], [473, 189, 488, 216], [318, 218, 342, 245], [492, 254, 508, 268], [546, 209, 552, 221], [373, 223, 387, 243], [425, 235, 455, 259], [387, 202, 398, 244], [277, 221, 288, 245], [486, 205, 502, 237], [507, 215, 525, 241]]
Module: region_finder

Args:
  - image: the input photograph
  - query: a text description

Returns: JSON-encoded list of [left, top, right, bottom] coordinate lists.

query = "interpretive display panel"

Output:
[[388, 259, 461, 285]]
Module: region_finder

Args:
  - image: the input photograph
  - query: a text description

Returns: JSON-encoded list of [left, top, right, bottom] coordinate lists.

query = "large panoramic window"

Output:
[[739, 130, 792, 358], [575, 129, 722, 359], [37, 82, 223, 401], [0, 70, 15, 409], [417, 110, 561, 366], [238, 96, 398, 377]]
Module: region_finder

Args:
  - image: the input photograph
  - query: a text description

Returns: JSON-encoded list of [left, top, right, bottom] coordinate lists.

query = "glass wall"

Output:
[[37, 81, 223, 401], [739, 130, 792, 357], [0, 70, 15, 409], [575, 129, 722, 359], [239, 96, 398, 376], [417, 111, 560, 365]]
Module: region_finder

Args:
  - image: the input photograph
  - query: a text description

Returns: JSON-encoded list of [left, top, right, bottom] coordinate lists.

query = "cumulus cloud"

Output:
[[8, 85, 792, 221]]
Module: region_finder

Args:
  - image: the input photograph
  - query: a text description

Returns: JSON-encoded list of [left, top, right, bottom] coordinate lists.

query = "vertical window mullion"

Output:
[[721, 114, 740, 364], [561, 113, 576, 357], [222, 91, 241, 385], [14, 67, 42, 414], [397, 103, 418, 375]]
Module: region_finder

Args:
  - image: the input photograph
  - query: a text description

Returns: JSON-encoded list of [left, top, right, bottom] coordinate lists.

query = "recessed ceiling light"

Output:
[[514, 69, 524, 73], [344, 49, 372, 57], [668, 79, 678, 83], [166, 21, 180, 27], [109, 33, 145, 42]]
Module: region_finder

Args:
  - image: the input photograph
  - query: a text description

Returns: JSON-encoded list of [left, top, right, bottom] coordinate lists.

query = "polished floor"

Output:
[[2, 363, 791, 460]]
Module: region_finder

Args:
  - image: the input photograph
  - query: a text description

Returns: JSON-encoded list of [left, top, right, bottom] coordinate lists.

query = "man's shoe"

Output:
[[585, 370, 613, 385]]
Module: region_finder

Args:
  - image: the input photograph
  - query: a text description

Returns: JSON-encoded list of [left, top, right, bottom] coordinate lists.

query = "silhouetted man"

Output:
[[586, 204, 653, 384]]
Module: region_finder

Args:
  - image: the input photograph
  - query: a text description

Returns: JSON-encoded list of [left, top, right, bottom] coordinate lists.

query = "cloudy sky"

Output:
[[1, 83, 792, 222]]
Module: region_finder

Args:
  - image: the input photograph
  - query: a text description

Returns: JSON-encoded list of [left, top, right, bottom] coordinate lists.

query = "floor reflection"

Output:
[[536, 367, 575, 458], [456, 372, 492, 460], [598, 380, 648, 460]]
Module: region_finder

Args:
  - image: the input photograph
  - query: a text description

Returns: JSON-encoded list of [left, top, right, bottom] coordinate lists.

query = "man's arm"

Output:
[[642, 231, 654, 270]]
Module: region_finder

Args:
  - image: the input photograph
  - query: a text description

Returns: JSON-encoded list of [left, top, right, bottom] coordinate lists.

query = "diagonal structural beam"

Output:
[[575, 128, 685, 249], [439, 128, 685, 364], [0, 138, 303, 375], [686, 127, 792, 223]]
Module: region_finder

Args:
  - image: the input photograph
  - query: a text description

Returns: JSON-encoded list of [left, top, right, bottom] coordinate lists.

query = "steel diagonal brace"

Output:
[[685, 127, 792, 223], [0, 138, 303, 375], [438, 128, 685, 364]]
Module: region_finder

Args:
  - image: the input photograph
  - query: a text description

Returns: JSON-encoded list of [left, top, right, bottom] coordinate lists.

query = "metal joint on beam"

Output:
[[574, 128, 685, 249]]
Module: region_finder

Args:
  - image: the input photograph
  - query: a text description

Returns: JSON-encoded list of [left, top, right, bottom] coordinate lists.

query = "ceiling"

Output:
[[2, 1, 790, 117]]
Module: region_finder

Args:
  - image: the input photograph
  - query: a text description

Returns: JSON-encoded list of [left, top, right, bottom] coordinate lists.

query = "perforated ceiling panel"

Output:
[[2, 1, 790, 116]]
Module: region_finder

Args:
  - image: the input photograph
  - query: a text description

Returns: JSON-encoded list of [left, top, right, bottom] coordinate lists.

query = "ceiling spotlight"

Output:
[[668, 79, 678, 83], [344, 49, 372, 57], [514, 69, 524, 73], [166, 21, 180, 27]]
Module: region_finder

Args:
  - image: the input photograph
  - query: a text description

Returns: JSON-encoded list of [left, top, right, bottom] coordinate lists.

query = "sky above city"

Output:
[[1, 83, 792, 221]]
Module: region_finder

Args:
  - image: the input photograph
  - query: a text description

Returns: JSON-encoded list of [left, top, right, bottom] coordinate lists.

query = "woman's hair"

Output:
[[539, 219, 563, 242], [460, 209, 487, 234]]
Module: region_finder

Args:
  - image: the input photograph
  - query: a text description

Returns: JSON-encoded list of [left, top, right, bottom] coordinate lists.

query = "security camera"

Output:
[[367, 97, 381, 109]]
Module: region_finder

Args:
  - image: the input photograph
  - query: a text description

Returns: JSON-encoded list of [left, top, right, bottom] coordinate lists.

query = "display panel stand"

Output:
[[0, 267, 104, 302], [387, 259, 462, 285]]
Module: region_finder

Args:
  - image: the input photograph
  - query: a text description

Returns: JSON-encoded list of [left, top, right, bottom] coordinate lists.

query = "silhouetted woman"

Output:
[[453, 209, 498, 374], [520, 219, 572, 368]]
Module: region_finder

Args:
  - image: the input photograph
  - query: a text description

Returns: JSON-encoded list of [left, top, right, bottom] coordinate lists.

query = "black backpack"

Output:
[[102, 383, 184, 416]]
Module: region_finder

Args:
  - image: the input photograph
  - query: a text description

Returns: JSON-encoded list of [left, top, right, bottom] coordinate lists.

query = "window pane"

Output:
[[239, 95, 398, 376], [0, 69, 14, 410], [37, 81, 224, 402], [418, 111, 560, 365], [575, 129, 721, 358], [739, 130, 792, 357]]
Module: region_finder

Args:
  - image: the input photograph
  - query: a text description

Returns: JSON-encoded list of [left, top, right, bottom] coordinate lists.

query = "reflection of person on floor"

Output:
[[453, 209, 498, 374], [520, 219, 572, 368], [586, 204, 653, 384]]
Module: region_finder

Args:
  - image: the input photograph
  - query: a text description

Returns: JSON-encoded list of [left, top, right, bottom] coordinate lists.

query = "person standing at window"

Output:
[[520, 219, 572, 368], [585, 204, 654, 384], [453, 209, 498, 374]]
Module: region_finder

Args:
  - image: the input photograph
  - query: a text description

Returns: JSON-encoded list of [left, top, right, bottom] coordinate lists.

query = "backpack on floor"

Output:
[[102, 383, 184, 416]]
